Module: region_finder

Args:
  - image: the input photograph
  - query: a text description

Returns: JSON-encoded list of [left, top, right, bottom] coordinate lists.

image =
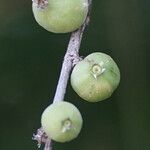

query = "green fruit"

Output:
[[32, 0, 88, 33], [41, 101, 83, 142], [71, 52, 120, 102]]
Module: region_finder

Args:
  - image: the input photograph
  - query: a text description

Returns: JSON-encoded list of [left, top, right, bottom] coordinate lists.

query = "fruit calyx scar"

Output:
[[61, 118, 72, 133], [91, 63, 106, 79]]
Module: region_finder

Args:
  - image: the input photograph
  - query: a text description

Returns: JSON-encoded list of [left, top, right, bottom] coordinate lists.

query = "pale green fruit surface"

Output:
[[32, 0, 88, 33], [41, 101, 83, 142], [71, 52, 120, 102]]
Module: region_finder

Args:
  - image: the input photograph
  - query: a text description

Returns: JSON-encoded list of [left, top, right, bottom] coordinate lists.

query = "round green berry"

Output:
[[32, 0, 88, 33], [41, 101, 83, 142], [71, 52, 120, 102]]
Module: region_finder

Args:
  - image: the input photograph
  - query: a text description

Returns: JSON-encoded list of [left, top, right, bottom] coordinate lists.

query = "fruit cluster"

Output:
[[41, 52, 120, 142], [32, 0, 120, 144]]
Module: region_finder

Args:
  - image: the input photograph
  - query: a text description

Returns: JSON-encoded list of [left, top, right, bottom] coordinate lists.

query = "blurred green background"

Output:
[[0, 0, 150, 150]]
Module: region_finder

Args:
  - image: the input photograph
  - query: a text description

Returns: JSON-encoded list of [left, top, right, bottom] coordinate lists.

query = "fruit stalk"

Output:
[[33, 0, 92, 149]]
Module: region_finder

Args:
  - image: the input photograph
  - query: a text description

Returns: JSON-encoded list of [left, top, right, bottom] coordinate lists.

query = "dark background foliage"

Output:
[[0, 0, 150, 150]]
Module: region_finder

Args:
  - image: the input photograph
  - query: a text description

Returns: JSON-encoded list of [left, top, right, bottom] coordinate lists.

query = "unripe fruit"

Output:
[[41, 101, 83, 142], [71, 52, 120, 102], [32, 0, 88, 33]]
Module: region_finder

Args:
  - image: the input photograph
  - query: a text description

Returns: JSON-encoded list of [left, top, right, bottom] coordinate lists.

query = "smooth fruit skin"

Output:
[[41, 101, 83, 142], [32, 0, 88, 33], [71, 52, 120, 102]]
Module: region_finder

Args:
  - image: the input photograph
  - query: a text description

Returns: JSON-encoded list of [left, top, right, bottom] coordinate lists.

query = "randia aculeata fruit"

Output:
[[32, 0, 88, 33], [71, 52, 120, 102], [41, 101, 83, 142]]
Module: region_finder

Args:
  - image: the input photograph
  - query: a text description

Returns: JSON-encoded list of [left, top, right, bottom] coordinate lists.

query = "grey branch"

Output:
[[33, 0, 92, 149], [53, 25, 86, 103]]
